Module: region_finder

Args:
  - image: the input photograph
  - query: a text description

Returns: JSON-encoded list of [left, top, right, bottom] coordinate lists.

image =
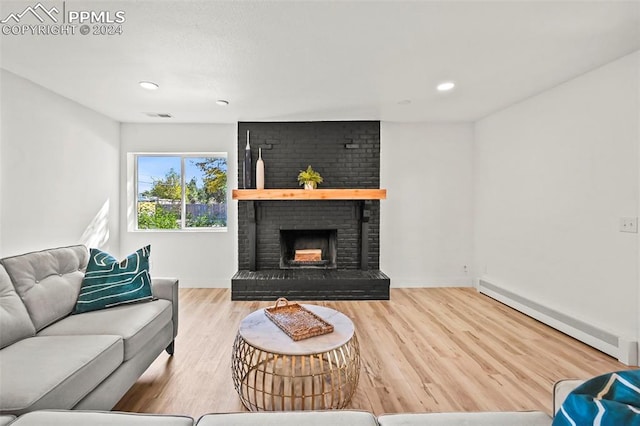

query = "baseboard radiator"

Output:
[[478, 279, 637, 366]]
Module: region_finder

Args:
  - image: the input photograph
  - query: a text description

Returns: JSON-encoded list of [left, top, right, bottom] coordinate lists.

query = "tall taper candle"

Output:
[[243, 130, 252, 189]]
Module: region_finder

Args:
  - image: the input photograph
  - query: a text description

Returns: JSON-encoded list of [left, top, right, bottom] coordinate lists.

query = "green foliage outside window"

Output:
[[195, 157, 227, 204], [144, 168, 183, 202], [137, 202, 180, 229], [186, 213, 226, 228]]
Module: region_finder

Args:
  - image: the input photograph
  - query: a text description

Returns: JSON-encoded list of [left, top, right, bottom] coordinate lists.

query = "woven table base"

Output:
[[231, 332, 360, 411]]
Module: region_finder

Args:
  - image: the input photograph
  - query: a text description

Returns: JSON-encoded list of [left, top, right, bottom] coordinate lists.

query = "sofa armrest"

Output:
[[553, 379, 586, 415], [151, 277, 179, 341]]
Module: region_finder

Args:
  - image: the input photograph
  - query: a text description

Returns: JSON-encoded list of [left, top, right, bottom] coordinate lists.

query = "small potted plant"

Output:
[[297, 165, 323, 190]]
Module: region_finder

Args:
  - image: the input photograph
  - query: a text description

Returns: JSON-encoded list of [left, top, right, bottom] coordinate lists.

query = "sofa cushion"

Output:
[[0, 335, 123, 415], [38, 299, 172, 361], [10, 410, 194, 425], [377, 411, 552, 426], [1, 245, 88, 331], [0, 415, 15, 426], [0, 265, 35, 349], [196, 411, 379, 426], [74, 246, 153, 314]]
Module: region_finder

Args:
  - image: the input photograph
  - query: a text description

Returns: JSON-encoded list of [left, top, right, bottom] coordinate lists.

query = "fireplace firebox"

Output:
[[280, 229, 337, 269]]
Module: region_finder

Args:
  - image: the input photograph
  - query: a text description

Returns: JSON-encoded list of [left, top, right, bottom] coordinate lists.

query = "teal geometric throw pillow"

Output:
[[73, 245, 153, 314], [554, 369, 640, 426]]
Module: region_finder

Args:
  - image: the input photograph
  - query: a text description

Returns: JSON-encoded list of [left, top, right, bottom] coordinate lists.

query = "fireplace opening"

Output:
[[280, 229, 337, 269]]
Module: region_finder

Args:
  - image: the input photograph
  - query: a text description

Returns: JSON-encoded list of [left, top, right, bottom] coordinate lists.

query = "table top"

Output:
[[238, 304, 355, 355]]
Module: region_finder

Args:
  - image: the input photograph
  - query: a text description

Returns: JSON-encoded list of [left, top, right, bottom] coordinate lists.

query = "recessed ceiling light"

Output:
[[437, 81, 455, 92], [216, 99, 229, 106], [139, 81, 159, 90]]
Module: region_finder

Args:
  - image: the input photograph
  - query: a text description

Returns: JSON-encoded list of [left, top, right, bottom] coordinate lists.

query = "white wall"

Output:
[[474, 51, 640, 343], [0, 78, 3, 257], [380, 122, 474, 286], [0, 70, 120, 257], [120, 124, 237, 287]]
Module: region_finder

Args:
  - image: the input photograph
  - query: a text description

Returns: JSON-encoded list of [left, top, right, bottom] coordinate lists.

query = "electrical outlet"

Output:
[[620, 217, 638, 233]]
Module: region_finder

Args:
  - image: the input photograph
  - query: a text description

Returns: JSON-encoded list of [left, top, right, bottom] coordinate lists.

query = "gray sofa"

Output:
[[0, 245, 179, 416], [0, 380, 586, 425]]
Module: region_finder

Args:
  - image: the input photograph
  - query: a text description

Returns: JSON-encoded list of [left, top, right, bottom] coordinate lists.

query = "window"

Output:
[[134, 153, 227, 231]]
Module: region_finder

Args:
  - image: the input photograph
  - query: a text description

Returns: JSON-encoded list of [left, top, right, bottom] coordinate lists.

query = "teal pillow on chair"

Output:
[[74, 245, 153, 314]]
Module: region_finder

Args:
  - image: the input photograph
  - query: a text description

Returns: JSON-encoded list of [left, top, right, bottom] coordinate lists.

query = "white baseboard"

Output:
[[391, 276, 473, 288], [478, 279, 637, 366]]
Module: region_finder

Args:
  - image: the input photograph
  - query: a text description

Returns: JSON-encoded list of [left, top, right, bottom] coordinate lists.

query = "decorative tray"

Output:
[[264, 298, 334, 341]]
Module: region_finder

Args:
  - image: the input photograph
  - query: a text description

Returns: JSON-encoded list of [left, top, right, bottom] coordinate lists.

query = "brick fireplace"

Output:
[[231, 121, 390, 300]]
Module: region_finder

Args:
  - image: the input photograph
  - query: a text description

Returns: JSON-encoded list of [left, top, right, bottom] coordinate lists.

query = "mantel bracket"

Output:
[[248, 201, 257, 271], [360, 200, 371, 271]]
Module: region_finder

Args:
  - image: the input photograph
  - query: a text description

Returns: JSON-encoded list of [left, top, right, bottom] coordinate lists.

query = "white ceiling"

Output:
[[1, 0, 639, 123]]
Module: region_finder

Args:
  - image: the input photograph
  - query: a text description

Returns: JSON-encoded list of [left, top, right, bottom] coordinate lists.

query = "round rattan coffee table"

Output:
[[231, 304, 360, 411]]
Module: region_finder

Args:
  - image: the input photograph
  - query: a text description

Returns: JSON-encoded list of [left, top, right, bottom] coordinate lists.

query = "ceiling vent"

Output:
[[145, 113, 173, 118]]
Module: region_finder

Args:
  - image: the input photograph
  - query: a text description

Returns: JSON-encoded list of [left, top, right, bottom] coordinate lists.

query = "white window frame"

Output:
[[127, 152, 228, 233]]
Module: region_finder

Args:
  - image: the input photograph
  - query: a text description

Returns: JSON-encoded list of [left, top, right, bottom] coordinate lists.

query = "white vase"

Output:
[[304, 182, 315, 190], [256, 148, 265, 190]]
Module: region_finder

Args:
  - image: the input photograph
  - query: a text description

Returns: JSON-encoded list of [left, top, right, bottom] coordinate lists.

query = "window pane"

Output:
[[185, 156, 227, 228], [137, 156, 183, 229]]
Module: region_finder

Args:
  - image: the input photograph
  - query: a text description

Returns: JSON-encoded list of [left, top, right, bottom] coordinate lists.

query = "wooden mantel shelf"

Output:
[[232, 189, 387, 200]]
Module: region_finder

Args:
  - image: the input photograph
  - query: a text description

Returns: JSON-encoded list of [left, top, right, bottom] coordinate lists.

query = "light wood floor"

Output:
[[114, 288, 630, 418]]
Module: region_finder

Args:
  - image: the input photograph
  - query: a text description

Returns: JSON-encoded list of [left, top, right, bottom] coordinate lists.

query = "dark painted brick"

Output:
[[238, 121, 380, 190], [235, 121, 384, 299]]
